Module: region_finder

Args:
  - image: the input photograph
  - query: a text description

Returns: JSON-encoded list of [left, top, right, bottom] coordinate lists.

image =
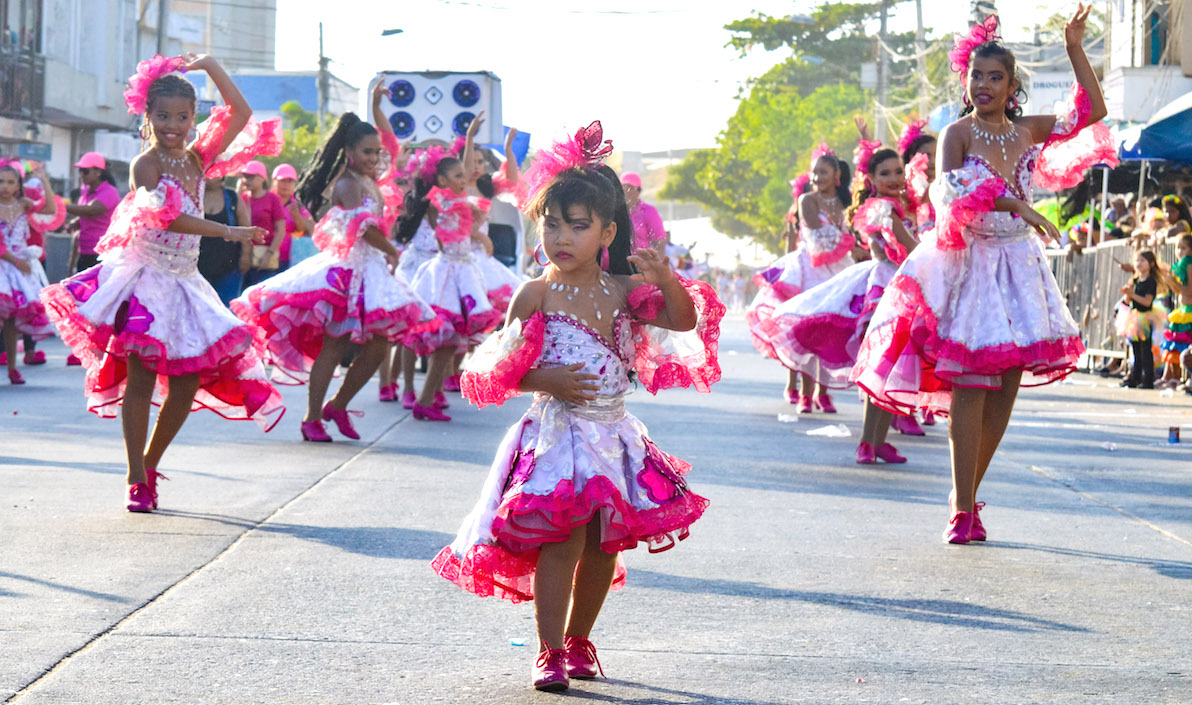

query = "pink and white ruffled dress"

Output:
[[407, 187, 502, 352], [745, 215, 854, 359], [468, 194, 525, 314], [760, 198, 916, 388], [396, 218, 437, 284], [850, 83, 1115, 415], [0, 212, 53, 340], [431, 277, 725, 604], [40, 106, 285, 429]]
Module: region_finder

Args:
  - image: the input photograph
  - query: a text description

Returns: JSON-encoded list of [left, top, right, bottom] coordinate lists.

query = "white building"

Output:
[[1104, 0, 1192, 122]]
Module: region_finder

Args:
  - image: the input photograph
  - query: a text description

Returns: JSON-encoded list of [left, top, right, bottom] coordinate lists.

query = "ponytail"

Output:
[[596, 164, 636, 276], [296, 112, 377, 216]]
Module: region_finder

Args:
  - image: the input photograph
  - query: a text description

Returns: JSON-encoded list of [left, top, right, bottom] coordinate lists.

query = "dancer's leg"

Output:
[[417, 346, 455, 407], [2, 319, 16, 373], [534, 525, 587, 650], [305, 334, 351, 422], [142, 373, 202, 470], [565, 516, 618, 639], [122, 354, 156, 485], [329, 336, 389, 409], [861, 400, 894, 447], [972, 370, 1022, 496], [401, 346, 417, 391], [948, 386, 987, 513]]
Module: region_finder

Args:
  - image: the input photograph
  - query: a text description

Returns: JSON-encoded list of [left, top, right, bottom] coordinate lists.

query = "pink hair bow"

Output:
[[124, 54, 188, 115], [449, 135, 467, 157], [0, 158, 24, 175], [791, 173, 811, 199], [523, 120, 614, 206], [809, 141, 836, 170], [853, 139, 883, 175], [948, 15, 1000, 83], [402, 144, 450, 184], [897, 120, 928, 156]]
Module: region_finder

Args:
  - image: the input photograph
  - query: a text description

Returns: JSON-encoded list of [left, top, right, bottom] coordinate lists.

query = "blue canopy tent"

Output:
[[1119, 91, 1192, 165]]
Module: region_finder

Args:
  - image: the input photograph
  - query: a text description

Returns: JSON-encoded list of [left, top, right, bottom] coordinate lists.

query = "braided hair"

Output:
[[296, 112, 378, 216]]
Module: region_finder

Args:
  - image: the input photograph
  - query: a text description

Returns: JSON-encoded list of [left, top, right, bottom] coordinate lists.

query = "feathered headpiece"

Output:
[[791, 173, 811, 200], [124, 54, 188, 115], [402, 144, 450, 184], [809, 141, 836, 169], [897, 120, 929, 156], [948, 15, 1000, 83], [522, 120, 614, 206], [853, 139, 884, 175], [0, 158, 25, 175], [449, 135, 467, 157]]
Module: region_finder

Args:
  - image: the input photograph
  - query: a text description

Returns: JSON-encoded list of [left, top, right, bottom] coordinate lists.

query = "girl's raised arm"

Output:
[[184, 54, 250, 155], [462, 110, 486, 184], [502, 127, 520, 182], [372, 82, 394, 136], [1065, 3, 1107, 124]]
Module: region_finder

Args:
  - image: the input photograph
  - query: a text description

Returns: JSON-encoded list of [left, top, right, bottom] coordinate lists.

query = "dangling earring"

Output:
[[139, 122, 150, 141], [1007, 95, 1019, 111], [599, 245, 609, 272], [533, 243, 550, 268], [347, 156, 356, 168]]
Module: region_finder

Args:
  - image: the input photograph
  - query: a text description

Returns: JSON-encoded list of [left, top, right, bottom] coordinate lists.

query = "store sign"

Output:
[[17, 143, 51, 161]]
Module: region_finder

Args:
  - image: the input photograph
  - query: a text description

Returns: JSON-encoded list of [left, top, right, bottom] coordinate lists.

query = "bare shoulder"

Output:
[[507, 277, 547, 322], [1016, 114, 1057, 144], [333, 175, 363, 209]]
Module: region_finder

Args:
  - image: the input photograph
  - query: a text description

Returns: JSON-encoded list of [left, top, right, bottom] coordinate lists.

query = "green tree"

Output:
[[259, 101, 324, 178]]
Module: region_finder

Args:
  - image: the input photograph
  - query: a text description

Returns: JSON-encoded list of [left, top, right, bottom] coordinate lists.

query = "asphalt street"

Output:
[[1, 316, 1190, 704]]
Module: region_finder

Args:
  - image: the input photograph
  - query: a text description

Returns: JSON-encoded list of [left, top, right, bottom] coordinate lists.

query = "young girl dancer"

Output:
[[405, 148, 502, 420], [0, 161, 56, 383], [746, 144, 855, 412], [233, 83, 439, 441], [763, 143, 921, 463], [851, 6, 1115, 543], [41, 53, 286, 511], [432, 121, 723, 692]]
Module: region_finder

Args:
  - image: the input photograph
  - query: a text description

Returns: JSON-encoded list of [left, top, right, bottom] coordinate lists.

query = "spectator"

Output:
[[1161, 195, 1191, 241], [270, 163, 313, 270], [64, 152, 119, 273], [238, 160, 286, 288], [620, 172, 666, 256], [198, 176, 251, 305]]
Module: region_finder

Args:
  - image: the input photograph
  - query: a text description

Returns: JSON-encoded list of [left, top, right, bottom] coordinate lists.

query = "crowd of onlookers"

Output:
[[1058, 191, 1192, 254]]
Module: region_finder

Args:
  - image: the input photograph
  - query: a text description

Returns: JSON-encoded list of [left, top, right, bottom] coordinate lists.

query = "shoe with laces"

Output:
[[814, 394, 837, 413], [891, 414, 926, 436], [126, 483, 154, 513], [856, 441, 876, 464], [378, 384, 397, 402], [943, 511, 973, 544], [8, 369, 24, 385], [322, 402, 361, 439], [532, 645, 569, 692], [145, 468, 169, 510], [969, 501, 987, 541], [797, 395, 813, 413], [564, 636, 604, 679], [875, 443, 907, 464], [401, 390, 416, 409], [300, 420, 333, 442], [412, 403, 451, 421], [434, 390, 450, 409]]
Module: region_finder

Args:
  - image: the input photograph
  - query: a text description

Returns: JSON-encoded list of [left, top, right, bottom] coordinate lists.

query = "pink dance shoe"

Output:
[[783, 389, 798, 404], [875, 443, 907, 464], [24, 350, 45, 365], [891, 414, 925, 436], [412, 403, 451, 421], [300, 420, 333, 442], [943, 510, 973, 544], [564, 636, 604, 679], [401, 390, 416, 409], [0, 352, 6, 365], [8, 369, 25, 385], [434, 391, 450, 409], [322, 402, 361, 439], [969, 501, 987, 541], [814, 394, 836, 413], [378, 384, 397, 402], [66, 353, 82, 366], [921, 410, 937, 426], [442, 374, 462, 392], [533, 645, 570, 692], [145, 468, 168, 510], [126, 482, 154, 513], [856, 442, 877, 464], [797, 395, 813, 413]]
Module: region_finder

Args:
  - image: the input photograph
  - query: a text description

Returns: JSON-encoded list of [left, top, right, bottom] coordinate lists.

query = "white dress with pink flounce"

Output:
[[40, 107, 285, 428], [850, 83, 1116, 415], [0, 213, 53, 339], [432, 277, 724, 604]]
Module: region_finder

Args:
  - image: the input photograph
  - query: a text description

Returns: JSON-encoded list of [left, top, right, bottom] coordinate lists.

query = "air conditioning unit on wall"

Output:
[[368, 71, 503, 145]]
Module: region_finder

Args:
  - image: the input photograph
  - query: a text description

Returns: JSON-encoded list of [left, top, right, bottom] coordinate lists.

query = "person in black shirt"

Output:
[[199, 175, 250, 305], [1119, 251, 1160, 388]]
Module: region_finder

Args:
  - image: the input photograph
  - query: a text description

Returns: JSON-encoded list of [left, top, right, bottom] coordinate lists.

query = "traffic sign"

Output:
[[17, 143, 51, 161]]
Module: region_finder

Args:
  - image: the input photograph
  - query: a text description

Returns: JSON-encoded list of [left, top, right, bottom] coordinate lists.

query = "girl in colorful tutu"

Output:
[[405, 144, 503, 421], [764, 141, 922, 462], [431, 121, 723, 692], [40, 53, 286, 512], [851, 6, 1116, 544], [746, 144, 855, 412], [0, 161, 57, 384], [1159, 235, 1192, 386], [1113, 250, 1167, 389], [233, 83, 438, 441]]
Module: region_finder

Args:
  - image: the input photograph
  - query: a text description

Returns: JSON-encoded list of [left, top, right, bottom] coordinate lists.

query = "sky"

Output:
[[275, 0, 1054, 153]]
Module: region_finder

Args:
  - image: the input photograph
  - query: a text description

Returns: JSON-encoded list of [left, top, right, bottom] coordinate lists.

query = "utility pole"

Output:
[[915, 0, 929, 118], [155, 0, 168, 55], [317, 22, 330, 133], [876, 0, 890, 141]]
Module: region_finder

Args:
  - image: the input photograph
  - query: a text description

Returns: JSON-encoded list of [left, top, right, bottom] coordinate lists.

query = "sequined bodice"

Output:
[[965, 148, 1040, 238], [0, 212, 30, 252], [537, 313, 634, 397], [132, 175, 204, 275]]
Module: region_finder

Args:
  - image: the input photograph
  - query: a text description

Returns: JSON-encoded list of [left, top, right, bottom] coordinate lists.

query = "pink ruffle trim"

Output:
[[41, 281, 285, 430], [193, 105, 284, 178], [430, 474, 707, 604], [460, 312, 546, 408], [96, 185, 184, 255], [628, 276, 725, 394], [808, 232, 856, 267], [1034, 82, 1119, 191], [851, 274, 1083, 415], [0, 293, 53, 340], [493, 169, 529, 208], [428, 187, 475, 244], [27, 195, 66, 233], [764, 310, 861, 380], [853, 198, 909, 265], [312, 210, 381, 259], [934, 178, 1002, 251]]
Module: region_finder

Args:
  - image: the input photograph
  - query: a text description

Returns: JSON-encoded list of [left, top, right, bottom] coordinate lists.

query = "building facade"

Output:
[[1104, 0, 1192, 122]]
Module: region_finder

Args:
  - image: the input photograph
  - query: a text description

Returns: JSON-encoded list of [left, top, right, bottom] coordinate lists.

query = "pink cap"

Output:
[[620, 172, 642, 189], [272, 163, 298, 181], [74, 152, 106, 170], [241, 160, 268, 179]]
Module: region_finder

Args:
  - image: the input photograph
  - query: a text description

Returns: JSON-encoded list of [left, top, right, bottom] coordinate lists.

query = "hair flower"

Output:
[[897, 120, 928, 156], [853, 139, 883, 175], [523, 120, 613, 206], [809, 141, 836, 170], [948, 15, 1000, 83], [124, 54, 188, 116]]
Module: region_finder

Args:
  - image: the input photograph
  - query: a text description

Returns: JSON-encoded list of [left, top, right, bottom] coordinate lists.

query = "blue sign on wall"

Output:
[[17, 143, 51, 161]]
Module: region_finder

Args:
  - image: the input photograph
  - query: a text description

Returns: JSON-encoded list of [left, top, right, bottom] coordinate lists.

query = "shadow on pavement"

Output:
[[0, 570, 132, 603], [567, 680, 789, 705], [989, 541, 1192, 579], [0, 455, 126, 476], [632, 570, 1089, 633]]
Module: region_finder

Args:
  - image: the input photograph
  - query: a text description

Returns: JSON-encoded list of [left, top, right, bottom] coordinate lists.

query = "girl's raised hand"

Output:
[[1065, 3, 1092, 48], [181, 52, 216, 73], [395, 143, 414, 172], [372, 81, 390, 103], [627, 247, 677, 286], [466, 110, 486, 139], [504, 127, 518, 153], [854, 115, 873, 142]]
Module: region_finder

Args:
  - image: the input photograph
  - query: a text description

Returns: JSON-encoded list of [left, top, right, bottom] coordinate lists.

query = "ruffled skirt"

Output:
[[761, 258, 894, 388], [40, 252, 284, 429], [746, 248, 852, 359], [475, 254, 523, 314], [408, 252, 502, 353], [1161, 304, 1192, 363], [431, 396, 709, 604], [852, 230, 1082, 415], [1114, 301, 1168, 344], [0, 258, 53, 339], [232, 245, 441, 383]]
